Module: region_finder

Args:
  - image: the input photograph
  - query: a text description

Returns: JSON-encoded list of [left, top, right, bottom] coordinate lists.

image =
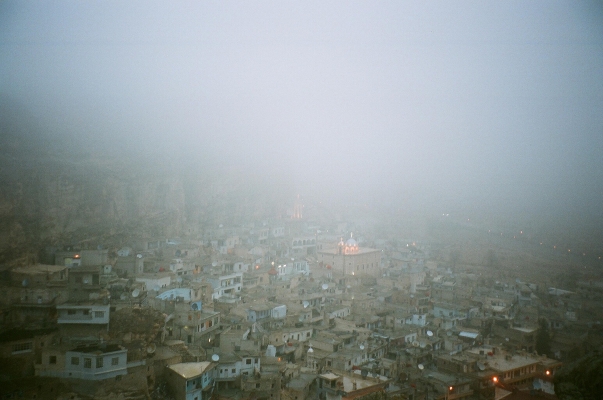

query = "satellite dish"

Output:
[[83, 279, 89, 284], [427, 330, 433, 337], [322, 284, 329, 290], [22, 279, 29, 287], [420, 342, 426, 348], [146, 343, 156, 354], [360, 345, 365, 350], [412, 341, 420, 348], [347, 285, 351, 289], [302, 301, 310, 308], [447, 331, 452, 337], [505, 338, 509, 342], [131, 289, 140, 298], [212, 354, 220, 362], [361, 369, 369, 378], [137, 254, 143, 259], [418, 364, 424, 370], [191, 303, 199, 311], [177, 277, 183, 283], [153, 285, 160, 291], [477, 362, 486, 371], [120, 293, 127, 300]]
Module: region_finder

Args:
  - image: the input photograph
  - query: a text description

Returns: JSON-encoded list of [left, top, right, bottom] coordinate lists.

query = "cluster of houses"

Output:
[[1, 211, 602, 400]]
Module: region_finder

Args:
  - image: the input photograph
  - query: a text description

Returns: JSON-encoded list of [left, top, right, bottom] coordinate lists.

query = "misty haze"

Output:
[[0, 2, 602, 400]]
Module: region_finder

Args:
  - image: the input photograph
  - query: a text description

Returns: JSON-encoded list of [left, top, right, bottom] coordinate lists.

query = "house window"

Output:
[[246, 359, 252, 365], [83, 309, 89, 315], [11, 341, 32, 354], [95, 311, 104, 318], [112, 357, 119, 366], [49, 355, 57, 364], [232, 368, 236, 373], [71, 357, 79, 365], [256, 383, 260, 389], [68, 310, 77, 315], [84, 358, 92, 368], [96, 357, 103, 368]]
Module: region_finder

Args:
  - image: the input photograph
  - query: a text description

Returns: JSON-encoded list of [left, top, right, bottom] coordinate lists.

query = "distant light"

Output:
[[492, 377, 498, 383], [449, 386, 454, 391], [545, 370, 550, 376]]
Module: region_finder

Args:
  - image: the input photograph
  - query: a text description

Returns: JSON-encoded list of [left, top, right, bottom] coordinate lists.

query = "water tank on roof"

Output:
[[265, 345, 276, 357]]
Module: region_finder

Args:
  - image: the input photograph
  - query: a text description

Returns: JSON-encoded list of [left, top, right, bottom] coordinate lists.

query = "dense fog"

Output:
[[1, 1, 602, 250]]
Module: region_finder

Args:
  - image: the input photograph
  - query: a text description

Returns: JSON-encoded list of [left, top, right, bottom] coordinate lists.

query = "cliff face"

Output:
[[0, 122, 188, 263], [0, 100, 293, 264]]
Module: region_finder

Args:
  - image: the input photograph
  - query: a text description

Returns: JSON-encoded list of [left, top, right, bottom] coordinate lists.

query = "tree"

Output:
[[555, 350, 603, 400], [535, 318, 551, 356]]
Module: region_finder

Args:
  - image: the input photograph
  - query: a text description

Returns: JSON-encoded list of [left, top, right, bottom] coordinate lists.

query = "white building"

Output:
[[207, 273, 243, 300], [36, 343, 128, 380], [56, 304, 110, 326]]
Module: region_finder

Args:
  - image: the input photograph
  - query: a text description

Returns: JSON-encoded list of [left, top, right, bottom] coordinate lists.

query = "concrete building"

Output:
[[166, 361, 217, 400], [36, 343, 128, 380], [317, 236, 381, 277]]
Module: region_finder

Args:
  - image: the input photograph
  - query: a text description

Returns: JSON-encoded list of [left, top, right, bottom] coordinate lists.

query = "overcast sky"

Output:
[[1, 1, 602, 222]]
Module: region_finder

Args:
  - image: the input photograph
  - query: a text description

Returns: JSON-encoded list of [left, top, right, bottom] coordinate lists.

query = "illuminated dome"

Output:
[[344, 234, 359, 254]]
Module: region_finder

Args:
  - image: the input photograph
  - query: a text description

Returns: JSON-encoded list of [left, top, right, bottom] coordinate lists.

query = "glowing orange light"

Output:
[[449, 386, 454, 391], [492, 377, 498, 383], [545, 370, 550, 376]]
